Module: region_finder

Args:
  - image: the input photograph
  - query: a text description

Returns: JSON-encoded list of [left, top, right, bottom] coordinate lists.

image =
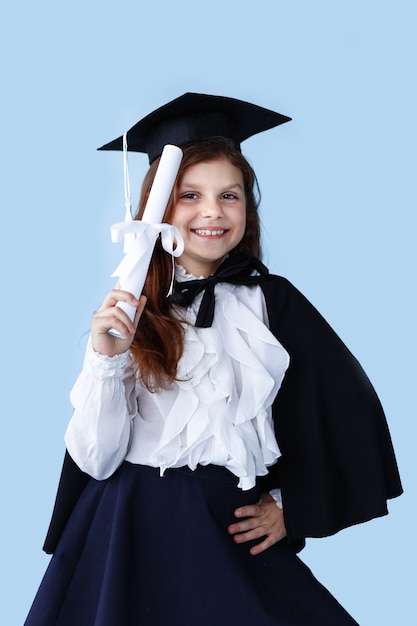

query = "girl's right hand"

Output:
[[91, 289, 147, 357]]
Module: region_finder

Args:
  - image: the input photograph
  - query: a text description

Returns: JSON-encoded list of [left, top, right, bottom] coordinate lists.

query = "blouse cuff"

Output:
[[269, 488, 283, 509], [87, 343, 129, 378]]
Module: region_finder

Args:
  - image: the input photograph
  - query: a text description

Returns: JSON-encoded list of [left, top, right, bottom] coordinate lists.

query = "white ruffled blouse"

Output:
[[65, 266, 290, 491]]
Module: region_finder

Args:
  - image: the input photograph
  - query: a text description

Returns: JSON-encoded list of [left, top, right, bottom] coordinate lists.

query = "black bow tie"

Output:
[[171, 251, 270, 327]]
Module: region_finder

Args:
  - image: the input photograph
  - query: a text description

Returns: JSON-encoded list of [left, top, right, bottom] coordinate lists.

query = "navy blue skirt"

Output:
[[25, 462, 358, 625]]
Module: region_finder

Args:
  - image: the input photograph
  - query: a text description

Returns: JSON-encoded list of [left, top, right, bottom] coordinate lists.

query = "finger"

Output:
[[249, 534, 279, 556], [230, 524, 269, 544], [97, 289, 140, 313], [228, 516, 262, 535], [93, 307, 136, 338], [233, 503, 262, 520], [231, 523, 286, 552]]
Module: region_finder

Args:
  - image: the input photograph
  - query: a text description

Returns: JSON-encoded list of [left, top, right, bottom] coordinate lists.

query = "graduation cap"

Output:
[[98, 92, 291, 163]]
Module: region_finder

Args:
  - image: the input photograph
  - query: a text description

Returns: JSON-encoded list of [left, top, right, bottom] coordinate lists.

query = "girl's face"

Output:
[[171, 158, 246, 277]]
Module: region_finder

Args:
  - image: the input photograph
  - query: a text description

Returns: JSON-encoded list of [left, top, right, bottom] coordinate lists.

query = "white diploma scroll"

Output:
[[109, 144, 184, 337]]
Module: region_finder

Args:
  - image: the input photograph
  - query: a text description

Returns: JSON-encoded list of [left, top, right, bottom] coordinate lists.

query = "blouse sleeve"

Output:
[[64, 340, 138, 480]]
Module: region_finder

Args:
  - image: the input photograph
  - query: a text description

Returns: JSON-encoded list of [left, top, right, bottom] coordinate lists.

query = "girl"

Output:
[[25, 93, 402, 625]]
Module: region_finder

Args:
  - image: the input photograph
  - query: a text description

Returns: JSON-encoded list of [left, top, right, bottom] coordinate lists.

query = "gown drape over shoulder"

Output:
[[257, 275, 402, 548]]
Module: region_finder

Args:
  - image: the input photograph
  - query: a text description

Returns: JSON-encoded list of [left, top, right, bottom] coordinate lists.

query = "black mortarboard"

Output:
[[98, 92, 291, 163]]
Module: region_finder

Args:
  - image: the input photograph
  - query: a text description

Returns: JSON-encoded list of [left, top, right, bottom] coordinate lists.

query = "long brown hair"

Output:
[[130, 137, 262, 391]]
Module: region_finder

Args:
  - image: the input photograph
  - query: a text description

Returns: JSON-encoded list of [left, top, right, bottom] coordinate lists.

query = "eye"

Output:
[[222, 193, 238, 200], [180, 192, 199, 200]]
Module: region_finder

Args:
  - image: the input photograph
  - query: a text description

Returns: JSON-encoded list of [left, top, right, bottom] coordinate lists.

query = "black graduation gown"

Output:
[[42, 272, 402, 555]]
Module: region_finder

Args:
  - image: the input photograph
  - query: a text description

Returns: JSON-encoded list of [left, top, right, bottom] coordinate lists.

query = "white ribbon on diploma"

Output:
[[110, 220, 184, 322], [108, 143, 184, 337]]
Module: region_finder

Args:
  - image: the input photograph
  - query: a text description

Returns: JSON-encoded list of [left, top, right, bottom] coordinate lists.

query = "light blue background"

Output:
[[1, 1, 415, 624]]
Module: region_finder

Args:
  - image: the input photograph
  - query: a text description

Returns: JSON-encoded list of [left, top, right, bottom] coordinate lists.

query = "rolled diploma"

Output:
[[141, 144, 183, 225], [109, 144, 183, 335]]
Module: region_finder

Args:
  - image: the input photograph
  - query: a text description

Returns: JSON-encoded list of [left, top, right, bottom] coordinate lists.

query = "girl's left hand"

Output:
[[228, 492, 287, 555]]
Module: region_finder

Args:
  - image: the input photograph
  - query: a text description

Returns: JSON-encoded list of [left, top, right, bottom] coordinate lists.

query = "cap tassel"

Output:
[[123, 132, 135, 253]]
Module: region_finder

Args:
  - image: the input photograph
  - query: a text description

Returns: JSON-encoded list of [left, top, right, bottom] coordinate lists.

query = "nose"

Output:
[[200, 197, 223, 218]]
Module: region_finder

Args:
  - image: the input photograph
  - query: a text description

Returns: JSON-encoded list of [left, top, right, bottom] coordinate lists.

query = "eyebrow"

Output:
[[178, 181, 244, 191]]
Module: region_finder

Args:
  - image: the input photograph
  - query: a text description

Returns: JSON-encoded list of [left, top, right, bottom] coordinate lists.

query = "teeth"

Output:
[[194, 229, 225, 236]]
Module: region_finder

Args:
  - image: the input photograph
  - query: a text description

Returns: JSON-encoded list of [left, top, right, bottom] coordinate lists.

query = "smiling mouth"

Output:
[[193, 229, 227, 236]]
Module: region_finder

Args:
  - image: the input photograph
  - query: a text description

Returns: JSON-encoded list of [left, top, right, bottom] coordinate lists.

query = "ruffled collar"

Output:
[[175, 263, 205, 281]]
